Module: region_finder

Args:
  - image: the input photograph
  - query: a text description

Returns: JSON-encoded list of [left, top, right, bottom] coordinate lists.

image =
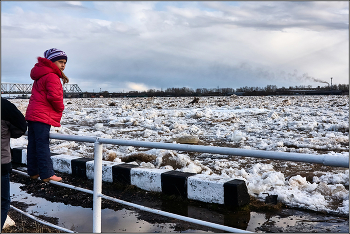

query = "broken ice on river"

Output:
[[10, 95, 349, 216]]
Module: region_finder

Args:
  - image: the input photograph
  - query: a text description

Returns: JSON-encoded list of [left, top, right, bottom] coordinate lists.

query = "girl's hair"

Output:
[[61, 71, 69, 84]]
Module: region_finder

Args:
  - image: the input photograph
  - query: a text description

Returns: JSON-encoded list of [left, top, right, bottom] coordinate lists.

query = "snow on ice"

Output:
[[10, 95, 349, 216]]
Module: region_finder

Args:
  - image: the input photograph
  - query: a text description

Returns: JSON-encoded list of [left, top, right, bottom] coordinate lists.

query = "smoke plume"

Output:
[[302, 73, 329, 85]]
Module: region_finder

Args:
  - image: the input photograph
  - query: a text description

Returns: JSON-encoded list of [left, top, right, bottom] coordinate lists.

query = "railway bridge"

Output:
[[1, 83, 83, 96]]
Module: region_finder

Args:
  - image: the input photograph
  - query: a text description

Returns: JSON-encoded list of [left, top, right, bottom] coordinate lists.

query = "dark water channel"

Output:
[[10, 181, 349, 233]]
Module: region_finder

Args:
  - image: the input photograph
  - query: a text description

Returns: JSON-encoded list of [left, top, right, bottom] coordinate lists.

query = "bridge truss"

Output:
[[1, 83, 82, 94]]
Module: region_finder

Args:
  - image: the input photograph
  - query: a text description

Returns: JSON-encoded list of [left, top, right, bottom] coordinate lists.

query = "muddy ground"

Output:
[[5, 166, 240, 233], [3, 164, 349, 233]]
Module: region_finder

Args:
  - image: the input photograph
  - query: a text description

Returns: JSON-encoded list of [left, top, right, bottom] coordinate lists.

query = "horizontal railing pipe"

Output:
[[99, 193, 253, 233], [25, 132, 348, 168], [49, 133, 97, 143], [98, 137, 348, 168], [10, 205, 76, 233], [43, 133, 349, 168], [13, 169, 94, 195]]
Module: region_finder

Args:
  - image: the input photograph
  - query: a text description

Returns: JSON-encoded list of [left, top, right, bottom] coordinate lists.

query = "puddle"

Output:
[[10, 181, 349, 233], [10, 182, 199, 232]]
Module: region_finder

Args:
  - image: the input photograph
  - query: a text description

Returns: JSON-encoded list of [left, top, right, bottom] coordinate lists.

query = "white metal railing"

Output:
[[48, 133, 349, 168], [12, 169, 252, 233], [93, 141, 103, 232], [19, 132, 349, 233]]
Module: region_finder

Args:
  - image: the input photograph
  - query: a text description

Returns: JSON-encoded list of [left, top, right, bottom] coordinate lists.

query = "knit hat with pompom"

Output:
[[44, 48, 67, 63]]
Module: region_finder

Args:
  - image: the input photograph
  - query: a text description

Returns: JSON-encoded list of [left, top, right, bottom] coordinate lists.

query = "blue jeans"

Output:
[[27, 121, 54, 180], [1, 173, 10, 230]]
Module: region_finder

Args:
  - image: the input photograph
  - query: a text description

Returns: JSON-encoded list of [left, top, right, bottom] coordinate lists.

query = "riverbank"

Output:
[[4, 165, 349, 233]]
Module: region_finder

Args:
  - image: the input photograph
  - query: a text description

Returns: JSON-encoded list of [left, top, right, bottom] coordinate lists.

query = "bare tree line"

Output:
[[131, 84, 349, 96], [80, 83, 348, 98]]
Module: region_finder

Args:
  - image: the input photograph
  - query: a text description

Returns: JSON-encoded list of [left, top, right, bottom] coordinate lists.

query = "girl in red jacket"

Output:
[[25, 48, 69, 182]]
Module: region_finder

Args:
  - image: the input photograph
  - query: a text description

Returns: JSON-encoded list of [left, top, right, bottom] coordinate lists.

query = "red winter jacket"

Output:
[[25, 57, 64, 127]]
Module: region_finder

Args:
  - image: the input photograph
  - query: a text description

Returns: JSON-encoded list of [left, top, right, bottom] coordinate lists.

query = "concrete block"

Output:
[[86, 160, 123, 182], [112, 163, 139, 185], [22, 149, 27, 165], [71, 158, 94, 178], [161, 170, 196, 198], [11, 148, 59, 165], [188, 174, 232, 204], [224, 179, 250, 207], [51, 155, 81, 174], [11, 148, 25, 164], [130, 168, 172, 192], [12, 147, 251, 208]]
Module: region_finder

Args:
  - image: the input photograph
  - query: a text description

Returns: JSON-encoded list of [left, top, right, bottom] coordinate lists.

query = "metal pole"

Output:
[[44, 133, 349, 168], [98, 138, 349, 168], [39, 133, 349, 168], [49, 133, 96, 143], [93, 139, 103, 233]]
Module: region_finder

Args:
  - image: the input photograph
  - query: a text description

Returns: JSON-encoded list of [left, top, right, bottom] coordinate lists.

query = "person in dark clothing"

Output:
[[1, 97, 27, 230]]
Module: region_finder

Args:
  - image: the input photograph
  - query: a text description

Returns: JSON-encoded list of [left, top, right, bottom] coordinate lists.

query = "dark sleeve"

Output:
[[9, 123, 26, 138], [1, 98, 27, 133]]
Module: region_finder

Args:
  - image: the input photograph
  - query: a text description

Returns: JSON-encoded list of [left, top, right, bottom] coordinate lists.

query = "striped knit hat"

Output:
[[44, 48, 68, 63]]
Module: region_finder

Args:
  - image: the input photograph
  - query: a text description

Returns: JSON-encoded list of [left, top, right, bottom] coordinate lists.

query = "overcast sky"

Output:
[[1, 1, 349, 92]]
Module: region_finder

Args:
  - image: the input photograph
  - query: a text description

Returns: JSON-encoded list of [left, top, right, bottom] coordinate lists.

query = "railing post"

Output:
[[93, 139, 103, 233]]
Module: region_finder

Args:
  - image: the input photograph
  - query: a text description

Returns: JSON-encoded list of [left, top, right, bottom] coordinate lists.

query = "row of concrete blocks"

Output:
[[11, 147, 250, 208]]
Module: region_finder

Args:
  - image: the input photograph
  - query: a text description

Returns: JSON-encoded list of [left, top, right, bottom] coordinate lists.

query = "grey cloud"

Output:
[[1, 1, 348, 92], [68, 47, 313, 92], [200, 1, 348, 31], [2, 10, 137, 41]]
